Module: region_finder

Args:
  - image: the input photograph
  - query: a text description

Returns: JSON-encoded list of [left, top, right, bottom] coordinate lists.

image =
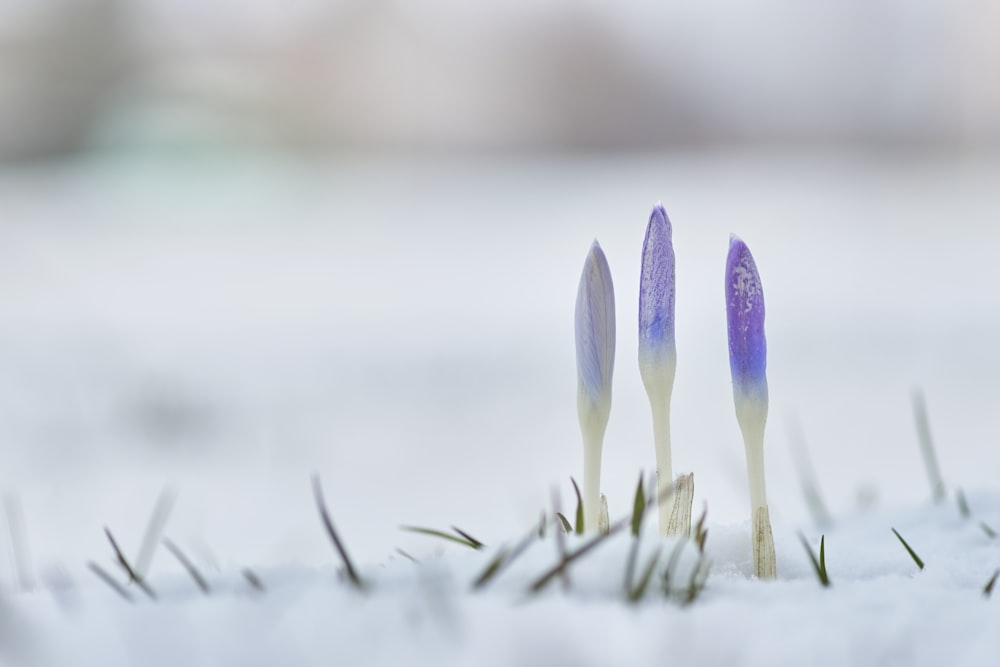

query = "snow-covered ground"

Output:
[[0, 152, 998, 664]]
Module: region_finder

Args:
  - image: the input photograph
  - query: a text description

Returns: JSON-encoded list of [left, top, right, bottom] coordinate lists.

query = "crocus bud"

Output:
[[725, 234, 776, 579], [576, 240, 616, 532], [637, 204, 685, 535]]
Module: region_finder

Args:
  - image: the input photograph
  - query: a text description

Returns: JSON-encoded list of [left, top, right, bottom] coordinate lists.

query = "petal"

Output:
[[726, 234, 767, 396], [638, 203, 676, 358], [576, 240, 616, 405]]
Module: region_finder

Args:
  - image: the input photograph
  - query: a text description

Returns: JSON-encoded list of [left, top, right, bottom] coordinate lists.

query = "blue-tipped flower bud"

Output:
[[725, 233, 776, 578], [638, 204, 676, 366], [638, 204, 682, 535], [576, 240, 616, 412], [726, 234, 768, 406], [575, 240, 615, 532]]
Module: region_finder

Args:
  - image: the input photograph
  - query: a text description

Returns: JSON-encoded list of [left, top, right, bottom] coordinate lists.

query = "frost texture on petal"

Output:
[[725, 235, 767, 397], [575, 240, 616, 406], [638, 204, 676, 358]]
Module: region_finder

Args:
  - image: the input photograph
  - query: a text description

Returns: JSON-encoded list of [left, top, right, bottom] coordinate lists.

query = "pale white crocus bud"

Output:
[[575, 240, 616, 533]]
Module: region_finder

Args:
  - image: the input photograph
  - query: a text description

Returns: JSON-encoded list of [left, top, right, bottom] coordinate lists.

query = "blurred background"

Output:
[[1, 0, 999, 577]]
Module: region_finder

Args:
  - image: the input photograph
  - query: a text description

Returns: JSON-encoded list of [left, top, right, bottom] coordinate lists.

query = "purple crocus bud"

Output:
[[638, 204, 683, 535], [575, 240, 615, 532], [726, 234, 768, 405], [638, 204, 676, 366], [725, 234, 776, 578]]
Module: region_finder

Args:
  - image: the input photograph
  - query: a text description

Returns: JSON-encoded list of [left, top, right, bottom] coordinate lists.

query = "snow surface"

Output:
[[0, 152, 999, 665]]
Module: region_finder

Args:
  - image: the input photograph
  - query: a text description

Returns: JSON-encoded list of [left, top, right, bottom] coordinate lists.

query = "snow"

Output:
[[0, 152, 999, 665]]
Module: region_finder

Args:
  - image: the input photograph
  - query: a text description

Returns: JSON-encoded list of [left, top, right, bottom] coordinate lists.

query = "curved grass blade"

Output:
[[627, 546, 663, 603], [135, 486, 177, 580], [473, 528, 538, 590], [571, 477, 585, 535], [87, 562, 134, 603], [104, 527, 156, 600], [631, 471, 646, 538], [312, 475, 365, 589], [984, 569, 999, 598], [401, 526, 483, 550], [912, 390, 945, 504], [163, 538, 210, 595], [799, 533, 830, 587], [891, 527, 925, 570]]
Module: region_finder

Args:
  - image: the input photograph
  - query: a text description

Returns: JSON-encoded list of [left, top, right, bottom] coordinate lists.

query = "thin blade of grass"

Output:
[[912, 390, 946, 504], [312, 475, 364, 589], [134, 487, 177, 580], [981, 522, 997, 539], [623, 473, 649, 595], [787, 414, 833, 528], [661, 537, 687, 595], [819, 535, 826, 575], [3, 494, 34, 592], [984, 569, 999, 598], [87, 562, 133, 603], [693, 503, 709, 554], [631, 471, 645, 538], [555, 513, 572, 534], [956, 488, 971, 519], [104, 527, 157, 600], [395, 548, 418, 563], [473, 526, 538, 590], [551, 488, 571, 590], [891, 527, 925, 570], [163, 538, 210, 595], [533, 476, 679, 596], [571, 477, 584, 535], [243, 568, 265, 592], [530, 516, 629, 593], [627, 546, 662, 602], [798, 533, 830, 587], [450, 527, 485, 549], [401, 526, 481, 550]]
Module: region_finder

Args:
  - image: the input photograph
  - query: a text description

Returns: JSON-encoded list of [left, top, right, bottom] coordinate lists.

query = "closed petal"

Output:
[[725, 235, 767, 397], [575, 240, 616, 406], [638, 203, 676, 359]]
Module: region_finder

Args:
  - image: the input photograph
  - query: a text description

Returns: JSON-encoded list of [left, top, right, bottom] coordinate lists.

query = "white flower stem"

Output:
[[582, 428, 604, 532], [650, 400, 676, 534], [640, 352, 677, 535], [736, 394, 776, 578]]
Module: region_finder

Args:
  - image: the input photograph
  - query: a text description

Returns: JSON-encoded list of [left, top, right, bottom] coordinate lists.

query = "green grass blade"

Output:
[[571, 477, 584, 535], [981, 522, 997, 539], [401, 526, 482, 550], [912, 390, 946, 504], [312, 476, 365, 589], [530, 516, 629, 593], [956, 488, 971, 519], [631, 471, 646, 538], [87, 562, 134, 603], [984, 569, 999, 598], [891, 527, 925, 570], [555, 513, 572, 534], [242, 568, 265, 592], [104, 527, 157, 600], [134, 487, 177, 581], [473, 527, 538, 590], [627, 547, 662, 603], [395, 548, 418, 563], [451, 526, 485, 549], [163, 538, 210, 595], [798, 532, 830, 587]]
